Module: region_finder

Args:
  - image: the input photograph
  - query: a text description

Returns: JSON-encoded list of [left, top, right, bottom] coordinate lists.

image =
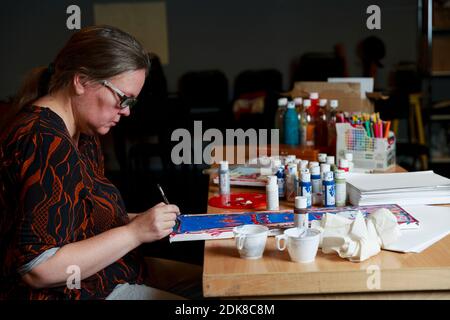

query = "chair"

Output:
[[290, 51, 346, 85], [177, 70, 230, 130]]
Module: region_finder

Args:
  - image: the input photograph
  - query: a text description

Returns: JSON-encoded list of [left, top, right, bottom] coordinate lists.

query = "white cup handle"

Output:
[[237, 235, 246, 250], [276, 234, 287, 251]]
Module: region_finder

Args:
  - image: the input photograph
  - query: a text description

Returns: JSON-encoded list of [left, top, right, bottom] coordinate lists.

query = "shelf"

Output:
[[430, 156, 450, 163], [432, 100, 450, 109], [430, 114, 450, 120], [433, 28, 450, 35], [431, 71, 450, 77]]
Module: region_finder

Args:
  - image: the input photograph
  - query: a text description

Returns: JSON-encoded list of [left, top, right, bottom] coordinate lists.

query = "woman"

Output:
[[0, 26, 198, 300]]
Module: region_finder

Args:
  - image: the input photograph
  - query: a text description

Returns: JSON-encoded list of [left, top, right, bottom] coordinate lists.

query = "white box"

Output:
[[336, 123, 396, 170]]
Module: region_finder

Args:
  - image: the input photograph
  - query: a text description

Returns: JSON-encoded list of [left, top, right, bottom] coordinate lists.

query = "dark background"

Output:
[[1, 0, 449, 264]]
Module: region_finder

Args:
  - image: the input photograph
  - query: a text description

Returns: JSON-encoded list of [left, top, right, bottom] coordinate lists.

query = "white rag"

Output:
[[317, 208, 402, 262]]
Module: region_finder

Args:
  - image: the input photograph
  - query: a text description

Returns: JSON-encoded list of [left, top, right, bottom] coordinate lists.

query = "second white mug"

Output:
[[276, 227, 321, 263]]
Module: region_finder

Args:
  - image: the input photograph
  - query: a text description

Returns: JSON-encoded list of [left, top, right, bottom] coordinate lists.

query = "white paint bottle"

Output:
[[339, 158, 349, 172], [219, 160, 230, 196], [286, 163, 298, 202], [266, 176, 279, 210], [345, 152, 354, 172], [311, 165, 322, 205], [335, 170, 347, 207], [318, 153, 327, 164], [326, 155, 336, 172], [309, 161, 319, 170], [300, 172, 312, 208], [294, 196, 308, 229]]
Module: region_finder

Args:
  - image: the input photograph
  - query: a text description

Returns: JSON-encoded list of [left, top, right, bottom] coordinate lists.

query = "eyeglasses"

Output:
[[101, 80, 138, 109]]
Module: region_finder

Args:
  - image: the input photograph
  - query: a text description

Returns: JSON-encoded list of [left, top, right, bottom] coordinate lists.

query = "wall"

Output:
[[0, 0, 418, 100]]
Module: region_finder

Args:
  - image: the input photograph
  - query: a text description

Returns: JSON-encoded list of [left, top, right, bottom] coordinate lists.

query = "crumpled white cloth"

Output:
[[316, 208, 402, 262]]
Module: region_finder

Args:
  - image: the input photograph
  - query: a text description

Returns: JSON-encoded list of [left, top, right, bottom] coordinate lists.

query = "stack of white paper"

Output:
[[383, 205, 450, 253], [346, 171, 450, 206]]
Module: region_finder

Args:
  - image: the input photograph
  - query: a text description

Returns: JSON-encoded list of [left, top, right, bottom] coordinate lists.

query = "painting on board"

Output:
[[169, 204, 419, 242], [169, 210, 293, 242]]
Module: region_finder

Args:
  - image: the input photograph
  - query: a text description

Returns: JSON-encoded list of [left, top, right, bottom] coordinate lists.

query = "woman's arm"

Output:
[[128, 213, 139, 221], [22, 224, 138, 288], [22, 203, 179, 289]]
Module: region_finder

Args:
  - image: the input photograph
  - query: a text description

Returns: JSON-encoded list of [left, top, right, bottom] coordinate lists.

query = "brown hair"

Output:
[[2, 25, 150, 131]]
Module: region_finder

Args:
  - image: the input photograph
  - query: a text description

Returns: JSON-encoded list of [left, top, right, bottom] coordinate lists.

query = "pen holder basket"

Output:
[[336, 123, 396, 170]]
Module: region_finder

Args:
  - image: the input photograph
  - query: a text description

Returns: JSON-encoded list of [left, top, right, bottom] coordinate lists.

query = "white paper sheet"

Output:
[[383, 205, 450, 253], [346, 171, 450, 193]]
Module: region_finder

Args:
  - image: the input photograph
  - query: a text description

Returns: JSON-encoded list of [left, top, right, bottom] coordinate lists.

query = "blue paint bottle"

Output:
[[300, 172, 312, 208], [276, 165, 285, 199], [322, 171, 336, 207], [283, 101, 299, 145]]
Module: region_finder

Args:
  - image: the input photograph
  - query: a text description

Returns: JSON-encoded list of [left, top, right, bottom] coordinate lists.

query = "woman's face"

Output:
[[74, 69, 146, 135]]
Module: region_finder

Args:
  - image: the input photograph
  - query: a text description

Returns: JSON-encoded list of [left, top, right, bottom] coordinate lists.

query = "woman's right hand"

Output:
[[127, 202, 180, 245]]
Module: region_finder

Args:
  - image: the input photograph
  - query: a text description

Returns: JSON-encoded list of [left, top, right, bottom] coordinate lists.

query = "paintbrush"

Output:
[[157, 184, 180, 230]]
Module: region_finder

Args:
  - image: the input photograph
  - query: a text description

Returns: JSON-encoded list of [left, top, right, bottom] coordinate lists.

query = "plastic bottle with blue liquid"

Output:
[[284, 101, 299, 146]]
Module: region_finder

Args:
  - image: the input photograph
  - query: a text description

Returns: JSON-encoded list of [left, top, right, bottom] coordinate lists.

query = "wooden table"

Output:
[[202, 165, 450, 299]]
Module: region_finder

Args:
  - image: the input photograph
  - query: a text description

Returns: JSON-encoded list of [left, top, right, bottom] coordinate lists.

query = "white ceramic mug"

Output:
[[233, 224, 269, 259], [276, 228, 321, 263]]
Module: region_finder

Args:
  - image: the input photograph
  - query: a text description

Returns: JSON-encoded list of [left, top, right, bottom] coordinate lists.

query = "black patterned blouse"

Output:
[[0, 105, 145, 299]]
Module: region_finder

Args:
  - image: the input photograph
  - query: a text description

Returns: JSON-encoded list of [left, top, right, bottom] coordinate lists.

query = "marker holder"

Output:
[[335, 123, 396, 170]]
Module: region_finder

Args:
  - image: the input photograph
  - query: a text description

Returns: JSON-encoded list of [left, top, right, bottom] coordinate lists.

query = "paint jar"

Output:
[[275, 97, 288, 143], [345, 152, 354, 172], [338, 159, 349, 172], [328, 100, 339, 148], [299, 99, 310, 147], [327, 156, 337, 173], [294, 97, 303, 142], [315, 99, 328, 148], [294, 196, 308, 228], [326, 156, 335, 166], [318, 153, 328, 164], [271, 159, 282, 174], [309, 161, 319, 169], [300, 172, 312, 208], [285, 154, 297, 164], [320, 163, 331, 180], [294, 97, 303, 115], [300, 160, 309, 170], [219, 161, 230, 201], [335, 170, 347, 207], [284, 101, 300, 146], [286, 163, 298, 202], [300, 167, 310, 175], [305, 99, 316, 147], [311, 165, 322, 205], [266, 176, 279, 210], [276, 164, 285, 199], [322, 171, 336, 207], [309, 92, 319, 118]]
